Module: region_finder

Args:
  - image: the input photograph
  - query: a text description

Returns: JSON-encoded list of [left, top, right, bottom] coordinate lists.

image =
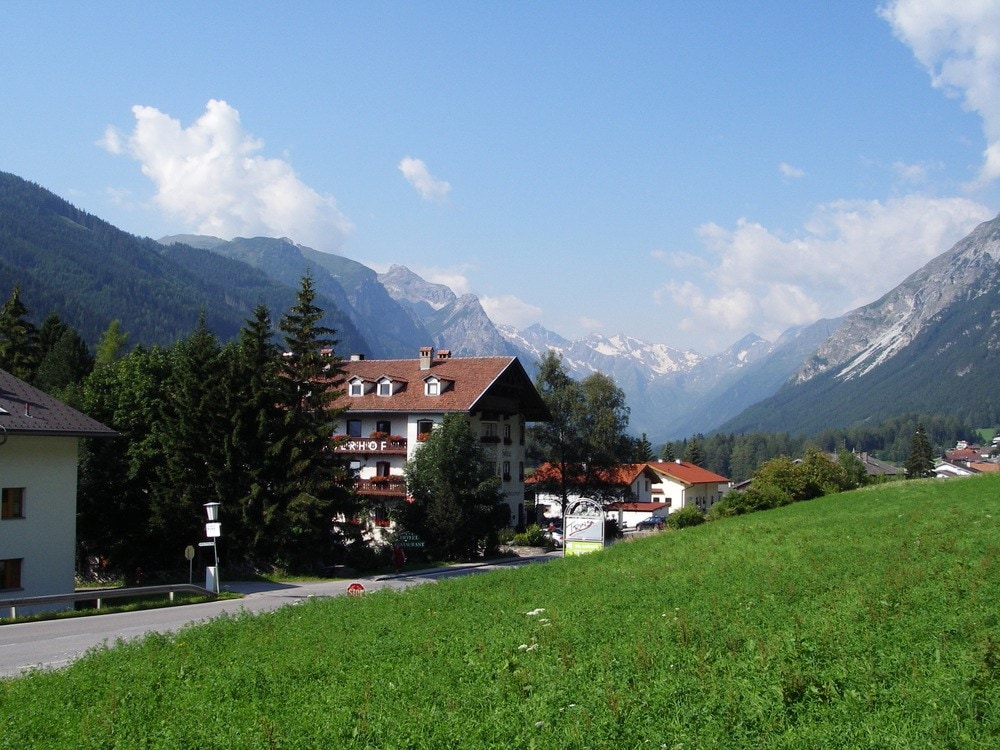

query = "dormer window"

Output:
[[377, 378, 393, 397], [425, 377, 440, 396], [348, 378, 365, 397]]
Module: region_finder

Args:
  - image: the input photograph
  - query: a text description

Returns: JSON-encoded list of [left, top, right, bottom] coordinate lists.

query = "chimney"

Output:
[[419, 346, 434, 370], [436, 349, 451, 360], [350, 353, 365, 361]]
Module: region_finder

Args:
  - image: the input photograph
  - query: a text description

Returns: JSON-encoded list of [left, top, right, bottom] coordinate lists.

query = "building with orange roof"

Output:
[[330, 347, 550, 538], [528, 459, 731, 529]]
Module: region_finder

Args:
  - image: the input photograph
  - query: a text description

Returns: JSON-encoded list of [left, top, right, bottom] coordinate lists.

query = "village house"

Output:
[[329, 347, 550, 539], [529, 460, 731, 529], [0, 369, 116, 613]]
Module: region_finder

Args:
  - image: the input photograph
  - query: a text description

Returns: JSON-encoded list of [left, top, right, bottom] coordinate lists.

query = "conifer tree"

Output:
[[275, 274, 357, 572], [684, 435, 705, 467], [905, 424, 935, 479], [148, 314, 228, 567], [221, 304, 286, 566], [0, 285, 38, 380]]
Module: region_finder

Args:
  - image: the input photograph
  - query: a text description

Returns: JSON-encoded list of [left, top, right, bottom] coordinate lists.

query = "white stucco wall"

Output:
[[0, 434, 80, 606]]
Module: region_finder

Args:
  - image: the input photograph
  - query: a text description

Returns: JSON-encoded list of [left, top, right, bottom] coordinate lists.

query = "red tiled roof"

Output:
[[526, 462, 660, 487], [604, 501, 670, 512], [332, 354, 550, 421], [646, 461, 729, 485]]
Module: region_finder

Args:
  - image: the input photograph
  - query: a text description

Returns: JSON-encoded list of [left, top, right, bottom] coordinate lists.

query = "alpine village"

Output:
[[2, 169, 1000, 747]]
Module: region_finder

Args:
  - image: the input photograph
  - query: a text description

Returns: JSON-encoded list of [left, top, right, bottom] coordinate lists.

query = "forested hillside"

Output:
[[0, 172, 368, 352]]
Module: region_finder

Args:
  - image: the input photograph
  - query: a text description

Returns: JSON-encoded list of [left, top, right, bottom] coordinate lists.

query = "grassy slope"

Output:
[[4, 476, 1000, 748]]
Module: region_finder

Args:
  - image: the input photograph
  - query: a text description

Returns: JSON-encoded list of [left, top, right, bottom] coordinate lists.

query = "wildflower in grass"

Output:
[[526, 608, 546, 616]]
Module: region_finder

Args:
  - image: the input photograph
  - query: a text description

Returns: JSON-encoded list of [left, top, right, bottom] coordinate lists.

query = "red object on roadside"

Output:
[[347, 582, 365, 596]]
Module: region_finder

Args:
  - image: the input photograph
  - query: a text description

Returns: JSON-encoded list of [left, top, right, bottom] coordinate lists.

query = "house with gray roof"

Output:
[[0, 369, 116, 614]]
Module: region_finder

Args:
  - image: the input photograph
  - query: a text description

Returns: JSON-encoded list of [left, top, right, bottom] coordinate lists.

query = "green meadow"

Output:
[[4, 476, 1000, 749]]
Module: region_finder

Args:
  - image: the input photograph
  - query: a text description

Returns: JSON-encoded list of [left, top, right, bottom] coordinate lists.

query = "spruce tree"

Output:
[[0, 285, 38, 381], [905, 424, 935, 479], [660, 442, 677, 462], [148, 314, 228, 569], [684, 436, 705, 467], [221, 304, 286, 567], [275, 274, 356, 572]]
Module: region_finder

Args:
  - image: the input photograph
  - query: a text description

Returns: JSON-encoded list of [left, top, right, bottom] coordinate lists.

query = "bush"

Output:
[[510, 524, 549, 547], [666, 505, 705, 529]]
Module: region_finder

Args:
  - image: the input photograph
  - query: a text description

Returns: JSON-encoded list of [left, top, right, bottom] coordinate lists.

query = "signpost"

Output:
[[563, 499, 606, 556], [184, 545, 195, 584]]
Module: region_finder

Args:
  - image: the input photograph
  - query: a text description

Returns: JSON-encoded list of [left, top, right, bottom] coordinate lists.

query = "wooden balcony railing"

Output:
[[355, 478, 408, 497]]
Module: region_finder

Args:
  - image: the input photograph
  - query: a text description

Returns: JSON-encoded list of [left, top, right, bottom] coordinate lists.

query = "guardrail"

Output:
[[0, 583, 215, 620]]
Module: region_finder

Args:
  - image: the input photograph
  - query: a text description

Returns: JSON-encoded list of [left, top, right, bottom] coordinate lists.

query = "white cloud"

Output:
[[893, 160, 931, 182], [102, 99, 352, 252], [579, 316, 606, 333], [880, 0, 1000, 185], [398, 156, 451, 202], [779, 162, 806, 179], [655, 195, 991, 349], [480, 294, 544, 329], [419, 267, 472, 295]]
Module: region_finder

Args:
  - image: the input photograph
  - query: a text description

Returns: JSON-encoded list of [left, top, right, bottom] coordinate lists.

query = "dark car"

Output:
[[636, 514, 667, 531]]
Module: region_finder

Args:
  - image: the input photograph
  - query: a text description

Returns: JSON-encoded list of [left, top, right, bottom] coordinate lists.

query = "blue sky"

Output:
[[3, 1, 999, 354]]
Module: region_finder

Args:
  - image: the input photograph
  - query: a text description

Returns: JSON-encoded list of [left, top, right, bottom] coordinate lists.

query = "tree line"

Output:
[[1, 279, 361, 578], [657, 411, 979, 483]]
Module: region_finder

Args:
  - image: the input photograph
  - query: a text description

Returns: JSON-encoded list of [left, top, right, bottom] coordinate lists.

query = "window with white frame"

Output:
[[377, 378, 393, 396], [425, 377, 440, 396], [349, 378, 365, 397]]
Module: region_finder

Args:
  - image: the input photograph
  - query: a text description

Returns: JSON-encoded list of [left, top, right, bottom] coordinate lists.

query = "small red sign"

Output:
[[347, 582, 365, 597]]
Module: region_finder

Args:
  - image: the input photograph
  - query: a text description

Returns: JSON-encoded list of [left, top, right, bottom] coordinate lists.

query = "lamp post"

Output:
[[203, 502, 221, 594]]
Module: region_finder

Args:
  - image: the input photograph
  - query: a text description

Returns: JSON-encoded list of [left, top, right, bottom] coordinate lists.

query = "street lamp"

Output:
[[203, 502, 222, 593]]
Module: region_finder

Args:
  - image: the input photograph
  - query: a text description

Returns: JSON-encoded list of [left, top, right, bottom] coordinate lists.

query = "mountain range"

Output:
[[2, 170, 998, 442]]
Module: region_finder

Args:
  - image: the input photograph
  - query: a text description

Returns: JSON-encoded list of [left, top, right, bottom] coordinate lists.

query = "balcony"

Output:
[[334, 436, 408, 455], [355, 478, 407, 497]]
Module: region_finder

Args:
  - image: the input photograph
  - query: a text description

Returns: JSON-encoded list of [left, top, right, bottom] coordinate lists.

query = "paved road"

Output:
[[0, 551, 559, 679]]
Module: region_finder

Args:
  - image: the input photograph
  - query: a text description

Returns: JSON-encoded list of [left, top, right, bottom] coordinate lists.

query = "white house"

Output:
[[329, 347, 550, 540], [0, 369, 116, 613], [530, 460, 731, 529]]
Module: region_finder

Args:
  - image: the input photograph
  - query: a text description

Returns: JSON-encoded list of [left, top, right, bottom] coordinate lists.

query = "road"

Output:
[[0, 551, 559, 679]]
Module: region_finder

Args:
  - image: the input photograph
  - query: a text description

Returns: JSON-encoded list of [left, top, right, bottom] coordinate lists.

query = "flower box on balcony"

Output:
[[480, 435, 501, 444]]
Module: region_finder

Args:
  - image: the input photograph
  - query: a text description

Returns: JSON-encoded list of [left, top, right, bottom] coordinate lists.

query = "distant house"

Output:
[[854, 452, 905, 479], [0, 369, 116, 613], [529, 460, 730, 529], [329, 347, 550, 538], [934, 459, 981, 479]]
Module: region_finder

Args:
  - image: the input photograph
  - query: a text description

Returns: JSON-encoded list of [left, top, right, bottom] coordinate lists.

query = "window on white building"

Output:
[[377, 379, 393, 396], [1, 488, 24, 519], [0, 558, 21, 589], [347, 419, 363, 438], [349, 379, 364, 397]]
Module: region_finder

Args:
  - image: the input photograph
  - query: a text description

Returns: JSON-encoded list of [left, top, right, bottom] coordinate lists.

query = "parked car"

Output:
[[543, 526, 564, 547], [636, 514, 667, 531]]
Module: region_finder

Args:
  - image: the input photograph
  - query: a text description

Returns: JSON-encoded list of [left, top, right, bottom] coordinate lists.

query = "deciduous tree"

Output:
[[401, 413, 507, 560]]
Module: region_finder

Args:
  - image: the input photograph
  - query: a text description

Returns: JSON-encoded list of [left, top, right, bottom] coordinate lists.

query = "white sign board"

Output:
[[205, 522, 222, 538], [563, 499, 605, 556]]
